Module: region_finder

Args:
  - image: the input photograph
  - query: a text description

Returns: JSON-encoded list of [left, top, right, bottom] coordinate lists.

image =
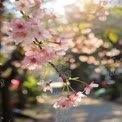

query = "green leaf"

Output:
[[24, 76, 37, 88], [28, 76, 37, 85], [79, 23, 86, 29], [109, 32, 118, 43]]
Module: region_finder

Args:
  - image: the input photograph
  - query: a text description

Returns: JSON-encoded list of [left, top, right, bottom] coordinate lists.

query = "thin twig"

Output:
[[48, 62, 65, 81]]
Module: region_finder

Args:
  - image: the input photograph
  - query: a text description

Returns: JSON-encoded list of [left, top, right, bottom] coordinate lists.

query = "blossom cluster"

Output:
[[8, 0, 68, 70], [7, 0, 99, 109], [38, 80, 99, 108], [72, 33, 103, 54]]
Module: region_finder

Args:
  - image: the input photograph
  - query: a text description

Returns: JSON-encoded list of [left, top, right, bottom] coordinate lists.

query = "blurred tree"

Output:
[[48, 1, 122, 97], [0, 47, 23, 122]]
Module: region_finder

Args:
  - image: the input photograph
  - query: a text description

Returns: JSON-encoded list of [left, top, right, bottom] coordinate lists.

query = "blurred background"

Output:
[[0, 0, 122, 122]]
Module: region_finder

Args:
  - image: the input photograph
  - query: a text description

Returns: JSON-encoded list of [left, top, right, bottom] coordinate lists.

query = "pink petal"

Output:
[[84, 88, 91, 94], [90, 83, 99, 88]]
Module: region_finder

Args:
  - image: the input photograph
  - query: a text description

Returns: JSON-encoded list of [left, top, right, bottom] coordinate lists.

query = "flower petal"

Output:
[[90, 83, 99, 88], [84, 87, 91, 94]]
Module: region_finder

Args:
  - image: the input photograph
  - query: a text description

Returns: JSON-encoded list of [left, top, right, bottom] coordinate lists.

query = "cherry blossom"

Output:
[[22, 55, 41, 70], [37, 80, 53, 93], [73, 33, 103, 54], [27, 19, 40, 38], [8, 18, 33, 44], [4, 0, 102, 110], [84, 82, 99, 95], [32, 8, 44, 19], [51, 39, 70, 56], [33, 0, 42, 4], [53, 96, 78, 109], [36, 26, 52, 40], [14, 0, 30, 12], [39, 45, 57, 61], [56, 40, 68, 51], [71, 92, 87, 102], [24, 44, 40, 56], [55, 49, 66, 56], [11, 31, 31, 44], [22, 44, 64, 69], [9, 18, 29, 32]]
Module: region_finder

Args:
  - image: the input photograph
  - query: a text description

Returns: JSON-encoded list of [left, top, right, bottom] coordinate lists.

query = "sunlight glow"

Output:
[[10, 0, 15, 2], [9, 0, 122, 16], [54, 0, 76, 6], [47, 0, 85, 15], [44, 0, 78, 15]]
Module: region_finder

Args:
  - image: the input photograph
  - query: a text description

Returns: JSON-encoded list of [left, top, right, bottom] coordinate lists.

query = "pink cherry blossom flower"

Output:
[[28, 18, 39, 26], [32, 8, 44, 19], [14, 0, 30, 12], [56, 40, 68, 51], [22, 45, 57, 68], [53, 39, 69, 56], [40, 45, 57, 62], [8, 18, 34, 44], [53, 96, 78, 109], [22, 55, 41, 70], [71, 92, 87, 102], [34, 0, 42, 4], [12, 31, 31, 44], [9, 18, 29, 32], [37, 80, 53, 93], [36, 26, 52, 40], [84, 81, 99, 95], [55, 49, 66, 56], [27, 18, 39, 37], [53, 96, 69, 108], [27, 25, 38, 38], [24, 44, 40, 56]]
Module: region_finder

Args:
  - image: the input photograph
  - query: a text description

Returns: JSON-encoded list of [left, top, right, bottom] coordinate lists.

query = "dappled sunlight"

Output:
[[53, 96, 122, 122], [113, 110, 122, 116], [36, 93, 122, 121], [80, 98, 103, 105], [100, 118, 121, 122], [71, 112, 87, 122]]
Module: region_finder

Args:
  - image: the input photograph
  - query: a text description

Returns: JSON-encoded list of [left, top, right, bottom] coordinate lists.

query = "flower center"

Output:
[[30, 58, 37, 63], [20, 3, 26, 8], [17, 24, 24, 29]]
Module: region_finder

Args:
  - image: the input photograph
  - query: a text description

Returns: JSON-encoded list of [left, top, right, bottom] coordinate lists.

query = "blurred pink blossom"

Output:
[[22, 55, 41, 70], [37, 80, 53, 93], [84, 82, 99, 94], [53, 96, 78, 108], [11, 79, 20, 88], [70, 92, 87, 102], [14, 0, 30, 12]]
